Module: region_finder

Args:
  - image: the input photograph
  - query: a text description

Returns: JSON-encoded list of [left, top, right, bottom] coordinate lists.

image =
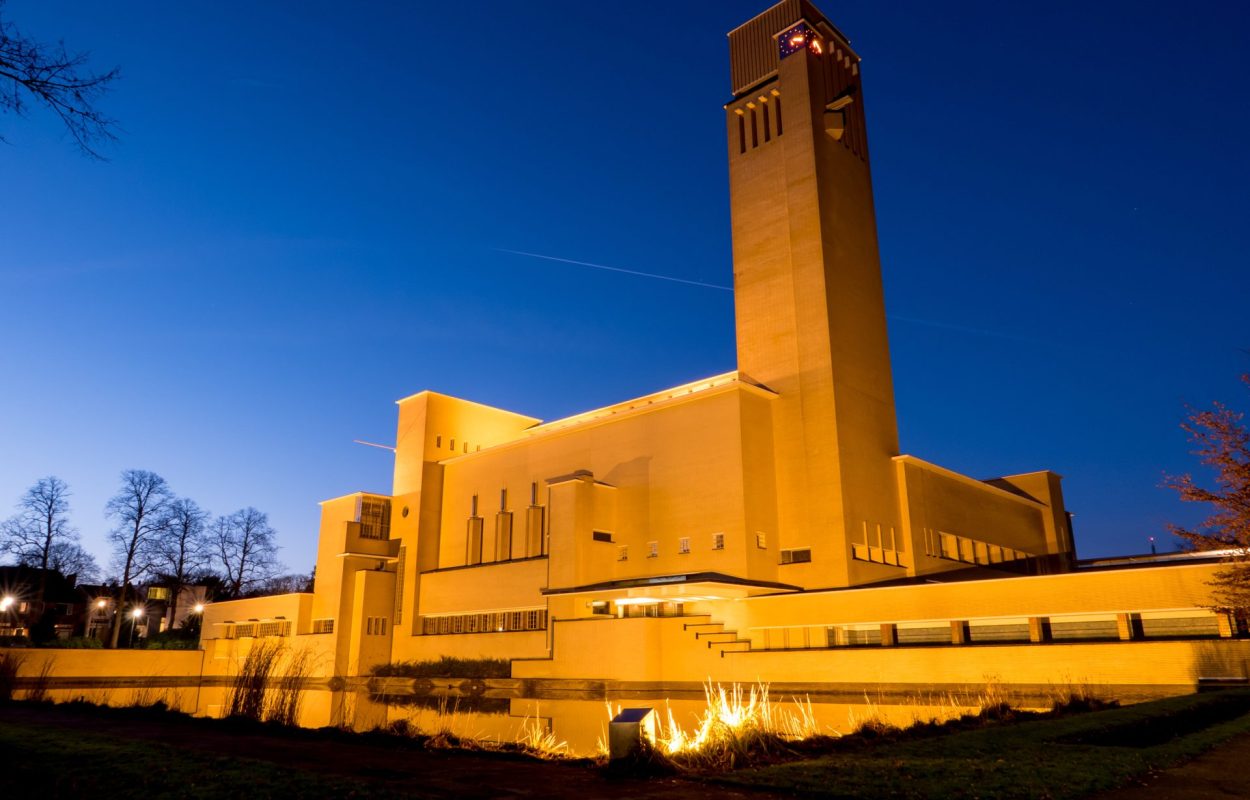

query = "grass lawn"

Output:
[[716, 690, 1250, 799], [0, 713, 405, 799]]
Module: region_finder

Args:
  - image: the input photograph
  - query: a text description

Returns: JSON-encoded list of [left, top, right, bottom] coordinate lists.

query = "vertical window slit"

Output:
[[737, 114, 746, 154], [762, 102, 771, 141], [774, 95, 783, 135], [750, 108, 758, 148]]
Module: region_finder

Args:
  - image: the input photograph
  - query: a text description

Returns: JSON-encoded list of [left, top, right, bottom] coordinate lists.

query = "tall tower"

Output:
[[728, 1, 900, 587]]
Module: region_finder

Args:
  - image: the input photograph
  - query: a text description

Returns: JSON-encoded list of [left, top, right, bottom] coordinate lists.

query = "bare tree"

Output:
[[244, 569, 313, 598], [1, 476, 74, 569], [105, 469, 172, 647], [1165, 374, 1250, 619], [0, 0, 118, 158], [1, 476, 79, 625], [213, 507, 282, 598], [155, 497, 209, 629], [44, 540, 99, 583]]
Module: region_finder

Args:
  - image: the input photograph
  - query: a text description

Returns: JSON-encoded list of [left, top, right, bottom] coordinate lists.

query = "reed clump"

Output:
[[0, 651, 24, 702], [223, 640, 313, 724], [25, 659, 53, 703], [650, 682, 819, 770]]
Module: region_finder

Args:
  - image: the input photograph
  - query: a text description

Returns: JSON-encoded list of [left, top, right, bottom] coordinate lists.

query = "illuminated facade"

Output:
[[201, 1, 1241, 690]]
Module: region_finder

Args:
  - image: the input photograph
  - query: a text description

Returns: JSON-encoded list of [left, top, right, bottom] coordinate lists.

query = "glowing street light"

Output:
[[0, 596, 13, 612], [96, 598, 107, 609], [129, 606, 145, 648], [193, 603, 205, 614]]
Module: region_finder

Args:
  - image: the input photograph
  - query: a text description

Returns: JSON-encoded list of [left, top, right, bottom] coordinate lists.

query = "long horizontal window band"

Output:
[[421, 608, 547, 636], [224, 620, 292, 639]]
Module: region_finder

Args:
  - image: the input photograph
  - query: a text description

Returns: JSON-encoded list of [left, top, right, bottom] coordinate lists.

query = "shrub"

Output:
[[140, 631, 199, 650], [370, 656, 510, 679], [40, 637, 102, 649]]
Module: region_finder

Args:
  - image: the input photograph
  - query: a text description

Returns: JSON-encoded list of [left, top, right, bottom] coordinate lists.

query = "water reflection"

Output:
[[36, 683, 1005, 757]]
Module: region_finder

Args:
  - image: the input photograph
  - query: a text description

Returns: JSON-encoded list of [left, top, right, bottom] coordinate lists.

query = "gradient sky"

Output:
[[2, 1, 1247, 576]]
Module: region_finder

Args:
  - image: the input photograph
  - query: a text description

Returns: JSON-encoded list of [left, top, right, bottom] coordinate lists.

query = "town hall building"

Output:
[[202, 1, 1240, 692]]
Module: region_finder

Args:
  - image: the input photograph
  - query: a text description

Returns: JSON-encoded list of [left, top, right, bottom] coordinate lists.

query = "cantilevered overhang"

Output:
[[544, 571, 801, 603]]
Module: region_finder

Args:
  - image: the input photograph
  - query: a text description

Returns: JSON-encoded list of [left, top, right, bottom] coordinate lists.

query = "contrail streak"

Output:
[[495, 248, 733, 291], [496, 246, 1058, 348]]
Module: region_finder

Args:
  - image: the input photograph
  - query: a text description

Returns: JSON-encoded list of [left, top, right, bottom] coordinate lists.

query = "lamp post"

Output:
[[129, 607, 144, 648]]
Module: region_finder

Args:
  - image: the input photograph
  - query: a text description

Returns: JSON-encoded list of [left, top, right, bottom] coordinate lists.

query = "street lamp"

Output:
[[0, 596, 13, 611], [193, 603, 205, 614], [129, 607, 144, 648]]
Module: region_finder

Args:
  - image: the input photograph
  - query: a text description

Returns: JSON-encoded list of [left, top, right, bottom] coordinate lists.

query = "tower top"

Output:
[[728, 0, 857, 98]]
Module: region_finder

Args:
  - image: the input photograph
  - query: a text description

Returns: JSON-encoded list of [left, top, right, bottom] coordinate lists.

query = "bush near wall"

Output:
[[140, 631, 200, 650], [39, 637, 102, 649], [370, 656, 510, 679]]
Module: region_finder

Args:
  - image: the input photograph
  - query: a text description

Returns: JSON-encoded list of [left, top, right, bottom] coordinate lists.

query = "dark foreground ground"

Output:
[[0, 702, 773, 800], [3, 692, 1250, 798]]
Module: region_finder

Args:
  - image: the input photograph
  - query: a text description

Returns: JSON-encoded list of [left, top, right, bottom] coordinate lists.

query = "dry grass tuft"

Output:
[[651, 681, 819, 770], [0, 651, 25, 702], [223, 640, 313, 724]]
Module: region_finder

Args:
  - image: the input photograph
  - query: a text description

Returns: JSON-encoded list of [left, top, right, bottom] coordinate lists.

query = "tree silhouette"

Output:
[[1165, 374, 1250, 618], [1, 476, 79, 625], [212, 507, 282, 598], [0, 0, 118, 157], [155, 497, 209, 629], [105, 469, 172, 647]]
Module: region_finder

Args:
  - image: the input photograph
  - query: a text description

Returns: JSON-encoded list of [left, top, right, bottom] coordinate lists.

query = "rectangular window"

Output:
[[592, 530, 614, 543], [257, 621, 289, 637], [358, 496, 391, 540], [422, 609, 547, 636], [781, 547, 812, 564], [618, 545, 629, 561], [647, 541, 658, 558], [755, 532, 767, 549], [678, 537, 691, 554], [312, 619, 334, 635], [394, 546, 406, 624], [711, 532, 725, 550]]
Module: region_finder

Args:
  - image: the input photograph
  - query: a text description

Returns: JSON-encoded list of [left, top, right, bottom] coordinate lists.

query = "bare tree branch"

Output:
[[0, 0, 119, 158]]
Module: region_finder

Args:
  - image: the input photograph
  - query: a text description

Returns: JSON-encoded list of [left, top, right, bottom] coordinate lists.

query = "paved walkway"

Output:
[[1093, 731, 1250, 799]]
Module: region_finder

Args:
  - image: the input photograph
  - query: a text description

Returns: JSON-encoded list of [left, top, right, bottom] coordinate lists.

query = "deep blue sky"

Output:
[[2, 1, 1247, 574]]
